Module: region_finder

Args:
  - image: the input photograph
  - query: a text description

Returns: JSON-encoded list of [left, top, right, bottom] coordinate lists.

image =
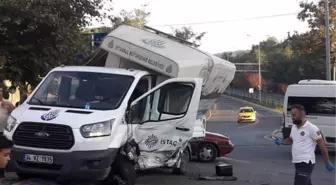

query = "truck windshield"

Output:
[[28, 71, 134, 110]]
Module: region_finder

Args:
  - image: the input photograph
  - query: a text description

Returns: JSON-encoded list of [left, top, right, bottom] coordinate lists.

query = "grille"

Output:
[[13, 122, 74, 150]]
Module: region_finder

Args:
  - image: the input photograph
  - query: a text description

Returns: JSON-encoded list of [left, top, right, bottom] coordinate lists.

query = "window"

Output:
[[239, 108, 254, 113], [287, 96, 336, 116], [131, 82, 194, 123], [29, 71, 134, 110], [159, 84, 193, 115], [45, 76, 61, 102], [129, 78, 149, 122]]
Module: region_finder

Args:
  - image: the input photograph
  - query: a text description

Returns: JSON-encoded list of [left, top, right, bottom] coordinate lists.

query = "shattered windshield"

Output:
[[28, 71, 134, 110]]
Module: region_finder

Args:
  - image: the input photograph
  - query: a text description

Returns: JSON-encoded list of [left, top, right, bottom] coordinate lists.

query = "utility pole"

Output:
[[325, 0, 331, 80], [258, 42, 262, 102]]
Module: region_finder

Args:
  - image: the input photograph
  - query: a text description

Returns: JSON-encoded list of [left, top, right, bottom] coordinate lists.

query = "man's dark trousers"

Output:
[[294, 161, 314, 185]]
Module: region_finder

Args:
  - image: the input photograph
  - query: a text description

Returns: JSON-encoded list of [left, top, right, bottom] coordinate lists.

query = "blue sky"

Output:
[[92, 0, 315, 53]]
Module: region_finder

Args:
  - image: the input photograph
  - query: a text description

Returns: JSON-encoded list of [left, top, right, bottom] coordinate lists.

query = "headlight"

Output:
[[5, 116, 17, 132], [80, 119, 114, 138]]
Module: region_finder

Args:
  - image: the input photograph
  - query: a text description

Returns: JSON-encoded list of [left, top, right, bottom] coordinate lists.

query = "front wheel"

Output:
[[197, 143, 217, 162], [104, 155, 136, 185], [172, 148, 190, 175]]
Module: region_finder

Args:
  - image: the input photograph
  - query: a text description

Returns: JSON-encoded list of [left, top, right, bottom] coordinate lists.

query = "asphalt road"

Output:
[[4, 95, 335, 185], [136, 95, 336, 185]]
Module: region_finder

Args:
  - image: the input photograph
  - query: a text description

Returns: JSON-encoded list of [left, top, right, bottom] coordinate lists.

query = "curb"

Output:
[[222, 94, 282, 115]]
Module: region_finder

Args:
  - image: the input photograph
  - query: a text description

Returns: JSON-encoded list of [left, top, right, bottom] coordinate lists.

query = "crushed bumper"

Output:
[[10, 147, 118, 180]]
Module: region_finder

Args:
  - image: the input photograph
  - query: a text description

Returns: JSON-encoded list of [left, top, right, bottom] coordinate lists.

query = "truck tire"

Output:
[[197, 143, 217, 163], [172, 148, 190, 175], [105, 155, 136, 185]]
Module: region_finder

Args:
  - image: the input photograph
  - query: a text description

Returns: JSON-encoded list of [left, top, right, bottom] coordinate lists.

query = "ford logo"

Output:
[[35, 131, 50, 137], [41, 110, 60, 121]]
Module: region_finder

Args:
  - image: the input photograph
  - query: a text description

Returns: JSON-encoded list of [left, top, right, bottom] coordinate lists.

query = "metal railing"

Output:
[[225, 88, 284, 107]]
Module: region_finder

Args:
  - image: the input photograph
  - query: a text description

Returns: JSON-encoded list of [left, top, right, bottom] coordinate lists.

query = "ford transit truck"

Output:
[[3, 25, 236, 185]]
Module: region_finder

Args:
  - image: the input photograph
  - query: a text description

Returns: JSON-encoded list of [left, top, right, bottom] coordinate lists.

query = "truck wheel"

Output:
[[197, 143, 217, 163], [105, 155, 136, 185], [172, 148, 190, 175]]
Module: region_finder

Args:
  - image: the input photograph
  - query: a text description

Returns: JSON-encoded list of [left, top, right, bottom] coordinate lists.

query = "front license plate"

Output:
[[24, 154, 53, 164]]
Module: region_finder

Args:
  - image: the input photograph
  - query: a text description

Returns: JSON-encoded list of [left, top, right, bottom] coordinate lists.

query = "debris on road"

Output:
[[189, 174, 237, 181], [189, 162, 237, 181], [215, 163, 233, 176]]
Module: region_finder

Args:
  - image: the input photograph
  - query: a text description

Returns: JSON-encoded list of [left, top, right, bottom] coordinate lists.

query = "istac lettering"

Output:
[[160, 139, 178, 147]]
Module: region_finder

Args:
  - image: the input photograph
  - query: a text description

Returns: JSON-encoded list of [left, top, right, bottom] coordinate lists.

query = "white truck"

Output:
[[282, 79, 336, 152], [3, 25, 236, 184]]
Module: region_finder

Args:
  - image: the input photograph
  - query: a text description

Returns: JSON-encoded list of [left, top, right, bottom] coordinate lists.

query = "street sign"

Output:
[[93, 32, 108, 49]]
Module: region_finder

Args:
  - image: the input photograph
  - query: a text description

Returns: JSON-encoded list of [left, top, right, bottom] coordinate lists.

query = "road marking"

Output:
[[218, 157, 252, 164], [206, 110, 212, 121], [264, 135, 274, 141]]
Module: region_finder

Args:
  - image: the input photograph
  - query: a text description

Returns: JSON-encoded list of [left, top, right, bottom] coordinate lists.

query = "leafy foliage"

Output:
[[172, 27, 206, 47], [221, 0, 336, 92], [0, 0, 112, 86]]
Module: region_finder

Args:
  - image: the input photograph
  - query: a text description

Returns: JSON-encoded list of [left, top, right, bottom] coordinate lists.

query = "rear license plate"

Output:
[[24, 154, 53, 164]]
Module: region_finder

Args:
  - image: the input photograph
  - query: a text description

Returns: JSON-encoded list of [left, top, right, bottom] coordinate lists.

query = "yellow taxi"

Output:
[[237, 106, 257, 123]]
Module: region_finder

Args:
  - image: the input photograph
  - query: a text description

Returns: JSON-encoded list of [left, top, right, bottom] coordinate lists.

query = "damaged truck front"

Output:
[[3, 25, 236, 185]]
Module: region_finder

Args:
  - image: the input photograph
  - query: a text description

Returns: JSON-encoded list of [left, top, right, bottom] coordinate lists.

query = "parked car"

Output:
[[237, 106, 257, 123], [188, 131, 234, 162]]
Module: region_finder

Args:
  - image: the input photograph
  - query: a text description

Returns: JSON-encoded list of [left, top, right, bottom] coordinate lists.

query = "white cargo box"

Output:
[[100, 25, 236, 111]]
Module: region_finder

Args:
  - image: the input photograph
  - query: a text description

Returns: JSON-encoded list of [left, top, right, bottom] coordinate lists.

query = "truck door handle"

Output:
[[176, 127, 190, 131]]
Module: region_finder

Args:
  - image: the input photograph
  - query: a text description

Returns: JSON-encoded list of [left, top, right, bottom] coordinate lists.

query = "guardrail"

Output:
[[225, 88, 284, 108]]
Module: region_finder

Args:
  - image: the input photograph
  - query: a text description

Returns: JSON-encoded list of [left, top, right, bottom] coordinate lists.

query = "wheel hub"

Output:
[[200, 147, 213, 160]]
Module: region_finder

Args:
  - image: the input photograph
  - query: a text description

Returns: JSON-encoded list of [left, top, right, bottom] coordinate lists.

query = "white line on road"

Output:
[[264, 135, 274, 141], [218, 157, 252, 164], [206, 110, 212, 121]]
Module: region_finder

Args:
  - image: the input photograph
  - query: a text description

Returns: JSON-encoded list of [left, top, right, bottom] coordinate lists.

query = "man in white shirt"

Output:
[[0, 87, 15, 133], [275, 104, 334, 185]]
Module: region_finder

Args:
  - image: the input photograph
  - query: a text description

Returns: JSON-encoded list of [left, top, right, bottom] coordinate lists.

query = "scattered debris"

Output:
[[215, 163, 233, 176], [189, 174, 237, 181]]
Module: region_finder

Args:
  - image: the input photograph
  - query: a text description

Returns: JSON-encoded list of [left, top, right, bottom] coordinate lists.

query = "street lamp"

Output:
[[247, 34, 262, 102], [325, 0, 331, 80]]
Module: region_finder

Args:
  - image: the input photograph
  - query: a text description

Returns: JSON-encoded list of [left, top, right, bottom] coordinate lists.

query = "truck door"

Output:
[[129, 78, 202, 169]]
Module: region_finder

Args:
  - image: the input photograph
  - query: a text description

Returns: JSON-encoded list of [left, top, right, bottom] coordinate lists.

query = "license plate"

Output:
[[24, 154, 53, 164]]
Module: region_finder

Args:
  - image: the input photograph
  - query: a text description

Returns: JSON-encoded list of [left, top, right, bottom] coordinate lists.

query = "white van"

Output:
[[282, 79, 336, 151], [4, 25, 236, 184]]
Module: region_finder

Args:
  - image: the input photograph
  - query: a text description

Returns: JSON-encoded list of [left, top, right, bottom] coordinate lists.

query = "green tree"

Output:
[[297, 0, 336, 79], [172, 27, 206, 47], [110, 5, 150, 29], [0, 0, 112, 86]]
